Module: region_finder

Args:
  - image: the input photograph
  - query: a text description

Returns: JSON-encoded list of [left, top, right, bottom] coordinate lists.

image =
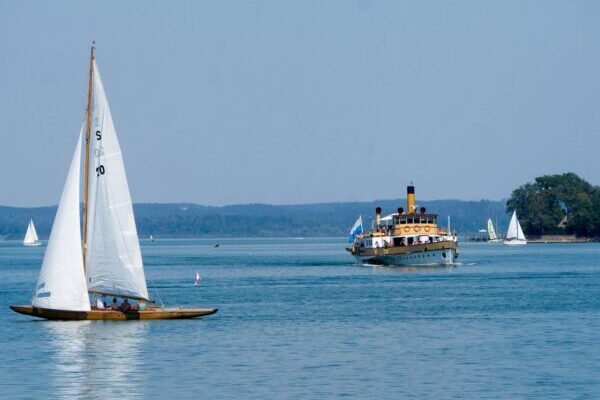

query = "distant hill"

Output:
[[0, 199, 507, 239]]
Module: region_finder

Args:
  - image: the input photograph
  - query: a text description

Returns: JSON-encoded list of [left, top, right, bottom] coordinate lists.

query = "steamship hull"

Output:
[[351, 241, 458, 266]]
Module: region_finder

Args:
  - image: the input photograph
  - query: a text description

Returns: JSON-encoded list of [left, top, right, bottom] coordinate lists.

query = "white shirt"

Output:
[[96, 298, 105, 309]]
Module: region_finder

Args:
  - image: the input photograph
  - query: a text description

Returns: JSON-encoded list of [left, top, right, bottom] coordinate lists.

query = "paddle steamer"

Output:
[[349, 185, 459, 266]]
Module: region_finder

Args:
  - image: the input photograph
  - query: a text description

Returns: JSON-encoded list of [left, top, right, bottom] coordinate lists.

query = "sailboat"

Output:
[[23, 219, 41, 246], [487, 218, 502, 243], [10, 45, 218, 320], [504, 211, 527, 245]]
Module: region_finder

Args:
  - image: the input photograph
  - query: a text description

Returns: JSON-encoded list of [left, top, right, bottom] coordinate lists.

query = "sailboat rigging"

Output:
[[11, 45, 218, 320]]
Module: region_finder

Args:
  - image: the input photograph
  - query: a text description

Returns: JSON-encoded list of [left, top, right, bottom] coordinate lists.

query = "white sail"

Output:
[[23, 219, 40, 245], [487, 218, 497, 240], [507, 211, 527, 240], [506, 212, 518, 239], [516, 217, 526, 240], [84, 62, 149, 300], [32, 133, 90, 311]]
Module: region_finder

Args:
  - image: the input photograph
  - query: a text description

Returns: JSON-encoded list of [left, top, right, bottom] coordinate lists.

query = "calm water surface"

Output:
[[1, 239, 600, 399]]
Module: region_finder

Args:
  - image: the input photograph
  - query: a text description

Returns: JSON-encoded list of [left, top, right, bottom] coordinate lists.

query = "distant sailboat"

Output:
[[23, 219, 41, 246], [150, 235, 154, 242], [504, 211, 527, 245], [194, 272, 201, 286], [10, 45, 218, 320], [487, 218, 501, 243]]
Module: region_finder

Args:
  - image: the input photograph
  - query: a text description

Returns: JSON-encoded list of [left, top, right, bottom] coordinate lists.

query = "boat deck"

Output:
[[352, 239, 458, 257]]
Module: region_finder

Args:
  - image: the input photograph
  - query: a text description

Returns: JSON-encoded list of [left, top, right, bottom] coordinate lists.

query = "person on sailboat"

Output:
[[119, 298, 131, 312], [95, 297, 105, 309], [111, 297, 119, 310]]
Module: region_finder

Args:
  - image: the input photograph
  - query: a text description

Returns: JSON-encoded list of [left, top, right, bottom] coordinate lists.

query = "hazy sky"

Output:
[[1, 1, 599, 206]]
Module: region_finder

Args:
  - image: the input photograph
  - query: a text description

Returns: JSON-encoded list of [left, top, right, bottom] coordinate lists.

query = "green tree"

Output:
[[507, 173, 599, 237]]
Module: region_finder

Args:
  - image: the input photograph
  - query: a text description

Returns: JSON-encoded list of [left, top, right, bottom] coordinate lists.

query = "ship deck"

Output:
[[351, 240, 458, 257]]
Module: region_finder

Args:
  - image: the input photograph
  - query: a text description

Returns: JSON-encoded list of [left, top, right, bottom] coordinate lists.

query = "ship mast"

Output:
[[82, 43, 95, 269]]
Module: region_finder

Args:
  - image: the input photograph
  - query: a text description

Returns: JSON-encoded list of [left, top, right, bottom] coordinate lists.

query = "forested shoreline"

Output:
[[0, 199, 506, 239]]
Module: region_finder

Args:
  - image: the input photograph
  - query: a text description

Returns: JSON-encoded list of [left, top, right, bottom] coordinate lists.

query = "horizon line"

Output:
[[0, 197, 508, 210]]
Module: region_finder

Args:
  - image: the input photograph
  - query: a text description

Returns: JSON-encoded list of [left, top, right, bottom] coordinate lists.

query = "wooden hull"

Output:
[[10, 305, 218, 320]]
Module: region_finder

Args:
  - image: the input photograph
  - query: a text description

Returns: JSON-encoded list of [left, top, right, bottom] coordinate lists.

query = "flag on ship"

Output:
[[348, 216, 363, 243]]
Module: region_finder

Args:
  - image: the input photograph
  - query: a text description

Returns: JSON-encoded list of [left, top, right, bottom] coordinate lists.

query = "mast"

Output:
[[82, 43, 95, 269]]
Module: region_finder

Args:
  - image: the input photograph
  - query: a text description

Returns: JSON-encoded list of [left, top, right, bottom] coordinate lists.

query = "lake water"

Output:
[[1, 239, 600, 399]]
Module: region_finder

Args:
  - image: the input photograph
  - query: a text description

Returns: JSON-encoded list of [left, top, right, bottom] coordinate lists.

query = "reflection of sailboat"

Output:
[[44, 321, 147, 398], [487, 218, 502, 243], [11, 45, 217, 321], [23, 219, 41, 246], [504, 211, 527, 245]]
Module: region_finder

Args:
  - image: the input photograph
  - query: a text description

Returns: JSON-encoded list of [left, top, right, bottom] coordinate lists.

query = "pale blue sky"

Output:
[[1, 1, 599, 206]]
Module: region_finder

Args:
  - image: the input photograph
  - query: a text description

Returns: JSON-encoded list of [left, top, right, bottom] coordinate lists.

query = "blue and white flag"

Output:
[[348, 215, 363, 243]]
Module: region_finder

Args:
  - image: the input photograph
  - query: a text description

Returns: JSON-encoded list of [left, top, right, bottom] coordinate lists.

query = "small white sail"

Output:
[[23, 219, 40, 245], [487, 218, 497, 240], [84, 62, 149, 300], [32, 133, 90, 311], [194, 272, 201, 286], [516, 217, 526, 240], [506, 212, 518, 239]]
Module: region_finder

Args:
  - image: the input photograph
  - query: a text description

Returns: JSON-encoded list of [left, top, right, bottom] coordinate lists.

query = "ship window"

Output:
[[407, 217, 413, 224], [407, 237, 414, 245], [400, 218, 406, 224]]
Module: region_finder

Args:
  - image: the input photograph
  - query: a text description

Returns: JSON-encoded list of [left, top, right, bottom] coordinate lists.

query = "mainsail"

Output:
[[23, 219, 39, 245], [84, 62, 149, 300], [506, 211, 526, 240], [32, 133, 90, 311], [487, 218, 497, 240]]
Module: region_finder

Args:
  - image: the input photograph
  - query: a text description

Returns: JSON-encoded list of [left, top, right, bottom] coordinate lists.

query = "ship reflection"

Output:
[[42, 320, 148, 398]]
